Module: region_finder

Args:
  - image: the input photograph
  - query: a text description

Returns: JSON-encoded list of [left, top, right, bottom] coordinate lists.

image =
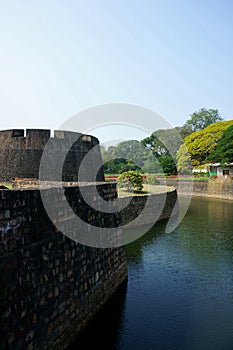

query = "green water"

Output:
[[70, 196, 233, 350]]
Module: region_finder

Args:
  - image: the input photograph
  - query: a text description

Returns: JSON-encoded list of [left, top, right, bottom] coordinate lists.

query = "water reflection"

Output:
[[69, 197, 233, 350], [68, 281, 127, 350]]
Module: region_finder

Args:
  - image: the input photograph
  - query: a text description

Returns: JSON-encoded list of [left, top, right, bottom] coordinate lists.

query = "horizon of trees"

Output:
[[101, 108, 233, 175]]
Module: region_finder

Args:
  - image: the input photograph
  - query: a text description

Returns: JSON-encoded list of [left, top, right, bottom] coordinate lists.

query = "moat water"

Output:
[[69, 196, 233, 350]]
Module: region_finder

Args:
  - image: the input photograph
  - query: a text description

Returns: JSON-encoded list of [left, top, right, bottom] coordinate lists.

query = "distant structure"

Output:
[[0, 129, 104, 182]]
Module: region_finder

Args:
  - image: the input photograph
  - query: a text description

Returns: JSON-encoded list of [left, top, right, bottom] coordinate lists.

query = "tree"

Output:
[[175, 125, 193, 139], [184, 108, 223, 132], [142, 152, 161, 173], [158, 155, 177, 175], [141, 128, 183, 157], [101, 141, 149, 173], [140, 128, 183, 175], [176, 143, 192, 174], [178, 120, 233, 166], [208, 125, 233, 164]]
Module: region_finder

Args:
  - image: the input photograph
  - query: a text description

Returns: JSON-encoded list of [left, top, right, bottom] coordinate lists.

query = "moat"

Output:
[[69, 196, 233, 350]]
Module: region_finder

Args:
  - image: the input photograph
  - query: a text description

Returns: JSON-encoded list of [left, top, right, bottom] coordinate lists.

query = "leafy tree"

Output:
[[101, 141, 149, 173], [103, 158, 140, 174], [117, 170, 143, 192], [174, 125, 193, 139], [178, 120, 233, 166], [208, 125, 233, 164], [141, 128, 182, 175], [142, 153, 161, 173], [184, 108, 223, 132], [141, 128, 183, 157], [176, 143, 192, 174], [158, 155, 177, 175], [113, 140, 149, 167]]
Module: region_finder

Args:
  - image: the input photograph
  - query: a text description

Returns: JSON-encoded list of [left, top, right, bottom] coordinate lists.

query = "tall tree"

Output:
[[208, 125, 233, 164], [177, 120, 233, 166], [176, 143, 192, 174], [184, 108, 223, 132], [141, 128, 183, 157]]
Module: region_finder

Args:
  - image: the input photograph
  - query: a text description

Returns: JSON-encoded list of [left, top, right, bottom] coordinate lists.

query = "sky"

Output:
[[1, 0, 233, 143]]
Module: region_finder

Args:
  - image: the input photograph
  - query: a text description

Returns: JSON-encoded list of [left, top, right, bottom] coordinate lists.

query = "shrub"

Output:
[[117, 170, 143, 192], [144, 175, 160, 185]]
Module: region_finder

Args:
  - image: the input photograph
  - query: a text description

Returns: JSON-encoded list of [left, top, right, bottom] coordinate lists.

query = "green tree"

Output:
[[176, 143, 192, 174], [141, 128, 183, 157], [208, 125, 233, 164], [142, 153, 161, 173], [158, 155, 177, 175], [174, 125, 193, 139], [178, 120, 233, 166], [184, 108, 223, 132], [101, 141, 148, 173], [140, 128, 182, 175]]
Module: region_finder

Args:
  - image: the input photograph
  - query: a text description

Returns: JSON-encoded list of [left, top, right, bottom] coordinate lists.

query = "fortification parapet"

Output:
[[0, 129, 104, 182]]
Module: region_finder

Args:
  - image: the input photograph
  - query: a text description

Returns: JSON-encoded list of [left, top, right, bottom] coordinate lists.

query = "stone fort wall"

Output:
[[0, 184, 127, 350], [0, 184, 177, 349], [0, 129, 104, 182]]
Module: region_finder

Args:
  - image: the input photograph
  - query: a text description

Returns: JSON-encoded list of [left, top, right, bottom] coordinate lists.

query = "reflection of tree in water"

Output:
[[125, 220, 167, 265], [178, 197, 233, 262], [68, 281, 127, 350]]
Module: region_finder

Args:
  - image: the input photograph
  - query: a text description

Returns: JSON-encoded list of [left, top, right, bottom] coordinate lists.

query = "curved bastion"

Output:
[[0, 129, 178, 350], [0, 129, 104, 182]]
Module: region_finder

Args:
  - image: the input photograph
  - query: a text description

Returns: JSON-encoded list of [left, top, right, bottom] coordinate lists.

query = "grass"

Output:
[[165, 177, 209, 181], [0, 182, 12, 189], [117, 184, 174, 197]]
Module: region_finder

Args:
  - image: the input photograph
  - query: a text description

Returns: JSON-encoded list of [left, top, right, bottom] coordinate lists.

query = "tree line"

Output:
[[101, 108, 233, 175]]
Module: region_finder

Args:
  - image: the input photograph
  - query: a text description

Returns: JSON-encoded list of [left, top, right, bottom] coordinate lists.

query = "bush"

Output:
[[117, 170, 143, 192], [144, 175, 160, 185]]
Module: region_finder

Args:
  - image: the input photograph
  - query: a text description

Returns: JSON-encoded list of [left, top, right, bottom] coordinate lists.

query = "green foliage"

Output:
[[208, 125, 233, 164], [101, 109, 230, 177], [117, 170, 143, 192], [101, 140, 149, 174], [158, 155, 177, 175], [142, 153, 161, 173], [184, 108, 223, 132], [174, 125, 193, 139], [144, 175, 160, 185], [141, 128, 184, 157], [176, 143, 193, 174], [103, 158, 140, 174], [182, 120, 233, 166], [101, 129, 181, 176]]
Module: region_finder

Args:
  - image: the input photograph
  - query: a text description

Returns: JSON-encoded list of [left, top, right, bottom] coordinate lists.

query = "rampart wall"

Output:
[[0, 184, 177, 350], [0, 183, 127, 350], [0, 129, 104, 182]]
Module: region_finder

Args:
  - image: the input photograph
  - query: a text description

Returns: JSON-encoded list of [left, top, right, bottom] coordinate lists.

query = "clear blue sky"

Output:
[[1, 0, 233, 142]]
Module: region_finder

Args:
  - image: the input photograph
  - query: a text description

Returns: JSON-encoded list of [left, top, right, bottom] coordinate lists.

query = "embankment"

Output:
[[165, 179, 233, 200]]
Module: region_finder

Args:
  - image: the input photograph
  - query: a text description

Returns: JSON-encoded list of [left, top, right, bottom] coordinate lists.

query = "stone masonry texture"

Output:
[[165, 179, 233, 200], [0, 129, 104, 182], [0, 184, 127, 350], [0, 184, 177, 350], [0, 127, 178, 349]]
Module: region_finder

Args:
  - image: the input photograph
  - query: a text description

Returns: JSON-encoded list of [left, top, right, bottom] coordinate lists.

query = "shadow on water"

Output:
[[69, 197, 233, 350], [68, 280, 127, 350], [124, 220, 168, 263]]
